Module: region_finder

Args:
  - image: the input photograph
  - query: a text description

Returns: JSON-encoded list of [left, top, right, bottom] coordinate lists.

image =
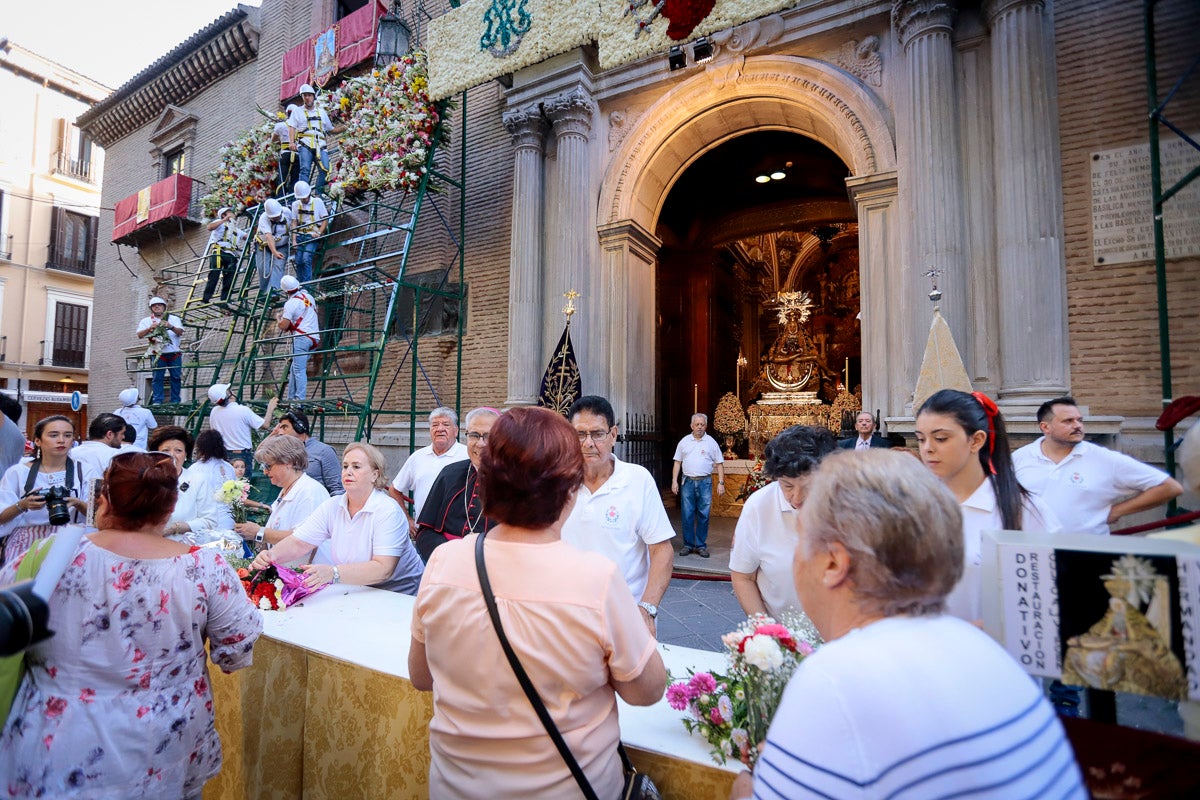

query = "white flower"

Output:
[[731, 728, 748, 748], [742, 634, 785, 672], [720, 738, 733, 757], [258, 597, 272, 610], [717, 695, 733, 720]]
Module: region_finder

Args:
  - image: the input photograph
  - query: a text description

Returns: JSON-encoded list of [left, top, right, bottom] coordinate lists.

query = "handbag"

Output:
[[474, 532, 661, 800], [0, 536, 56, 724]]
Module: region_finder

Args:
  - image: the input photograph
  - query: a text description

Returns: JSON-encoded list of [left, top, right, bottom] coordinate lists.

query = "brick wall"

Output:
[[1055, 0, 1200, 418]]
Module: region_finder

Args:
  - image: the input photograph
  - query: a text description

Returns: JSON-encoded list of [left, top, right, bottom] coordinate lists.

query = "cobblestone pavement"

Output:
[[656, 577, 744, 652]]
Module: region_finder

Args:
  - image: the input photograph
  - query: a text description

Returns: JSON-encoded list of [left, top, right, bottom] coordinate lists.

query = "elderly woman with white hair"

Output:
[[731, 450, 1085, 800], [252, 441, 424, 594]]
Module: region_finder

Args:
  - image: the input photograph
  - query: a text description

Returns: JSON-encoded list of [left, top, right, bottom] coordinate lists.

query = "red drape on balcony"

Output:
[[112, 174, 194, 242], [279, 1, 388, 101]]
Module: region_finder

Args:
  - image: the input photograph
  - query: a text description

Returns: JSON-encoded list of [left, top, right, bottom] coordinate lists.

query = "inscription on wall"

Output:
[[1090, 134, 1200, 265]]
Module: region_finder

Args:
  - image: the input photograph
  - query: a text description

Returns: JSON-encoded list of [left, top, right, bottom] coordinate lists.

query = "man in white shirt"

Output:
[[273, 105, 298, 196], [290, 181, 328, 284], [208, 382, 278, 477], [256, 198, 292, 294], [136, 297, 183, 405], [561, 396, 674, 633], [288, 84, 338, 192], [388, 406, 468, 534], [202, 207, 246, 303], [278, 275, 320, 401], [671, 413, 725, 557], [1013, 396, 1182, 535], [70, 413, 124, 484], [113, 387, 157, 450]]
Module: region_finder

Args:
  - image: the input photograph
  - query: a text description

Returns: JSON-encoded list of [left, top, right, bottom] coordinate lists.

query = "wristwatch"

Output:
[[638, 602, 658, 619], [254, 528, 265, 543], [332, 565, 341, 584]]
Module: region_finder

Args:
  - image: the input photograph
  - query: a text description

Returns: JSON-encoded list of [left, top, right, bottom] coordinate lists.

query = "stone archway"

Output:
[[597, 55, 900, 419]]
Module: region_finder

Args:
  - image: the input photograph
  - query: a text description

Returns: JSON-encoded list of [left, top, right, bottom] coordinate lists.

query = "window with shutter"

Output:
[[46, 208, 96, 274], [52, 302, 89, 368]]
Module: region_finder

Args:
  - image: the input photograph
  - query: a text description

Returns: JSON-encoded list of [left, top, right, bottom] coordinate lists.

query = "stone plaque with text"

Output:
[[1091, 135, 1200, 265]]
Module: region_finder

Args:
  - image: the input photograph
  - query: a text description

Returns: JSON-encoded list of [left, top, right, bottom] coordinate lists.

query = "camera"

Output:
[[34, 486, 72, 527], [0, 581, 52, 657]]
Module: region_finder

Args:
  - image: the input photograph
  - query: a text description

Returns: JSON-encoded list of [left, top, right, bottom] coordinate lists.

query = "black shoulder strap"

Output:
[[22, 459, 41, 495], [474, 532, 600, 800]]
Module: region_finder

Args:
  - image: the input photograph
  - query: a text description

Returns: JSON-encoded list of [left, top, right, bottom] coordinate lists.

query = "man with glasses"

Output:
[[389, 407, 468, 533], [561, 396, 674, 634], [412, 407, 499, 561]]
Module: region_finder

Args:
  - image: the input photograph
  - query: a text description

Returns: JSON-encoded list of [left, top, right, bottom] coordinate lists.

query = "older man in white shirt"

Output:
[[389, 407, 468, 534]]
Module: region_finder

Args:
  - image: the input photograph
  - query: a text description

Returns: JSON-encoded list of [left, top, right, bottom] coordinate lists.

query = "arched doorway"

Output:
[[655, 131, 859, 450], [597, 54, 899, 442]]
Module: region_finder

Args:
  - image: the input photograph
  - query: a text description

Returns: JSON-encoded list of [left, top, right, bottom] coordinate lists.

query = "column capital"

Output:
[[545, 86, 595, 139], [502, 103, 548, 150], [891, 0, 958, 49], [983, 0, 1044, 26]]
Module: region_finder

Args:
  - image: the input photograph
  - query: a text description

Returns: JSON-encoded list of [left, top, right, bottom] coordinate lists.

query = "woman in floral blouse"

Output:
[[0, 451, 262, 798]]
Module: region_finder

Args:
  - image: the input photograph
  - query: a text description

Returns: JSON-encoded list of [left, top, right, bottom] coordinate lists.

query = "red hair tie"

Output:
[[971, 391, 999, 474]]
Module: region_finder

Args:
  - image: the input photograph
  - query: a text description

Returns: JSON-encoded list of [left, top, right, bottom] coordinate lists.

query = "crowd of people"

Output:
[[0, 382, 1190, 797]]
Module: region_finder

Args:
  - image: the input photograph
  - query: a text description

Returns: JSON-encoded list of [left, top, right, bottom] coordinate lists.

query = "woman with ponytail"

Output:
[[916, 389, 1059, 623]]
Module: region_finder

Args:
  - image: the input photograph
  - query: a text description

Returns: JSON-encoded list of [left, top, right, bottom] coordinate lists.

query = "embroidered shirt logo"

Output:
[[1070, 472, 1084, 484], [605, 505, 620, 524]]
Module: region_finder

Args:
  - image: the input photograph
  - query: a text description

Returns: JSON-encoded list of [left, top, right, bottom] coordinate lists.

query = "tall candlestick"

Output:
[[694, 384, 698, 415]]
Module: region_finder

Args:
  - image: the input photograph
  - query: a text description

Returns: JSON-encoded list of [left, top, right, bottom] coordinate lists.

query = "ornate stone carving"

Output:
[[545, 86, 595, 140], [502, 103, 548, 150], [607, 109, 640, 152], [711, 13, 785, 57], [836, 36, 883, 86], [891, 0, 957, 49]]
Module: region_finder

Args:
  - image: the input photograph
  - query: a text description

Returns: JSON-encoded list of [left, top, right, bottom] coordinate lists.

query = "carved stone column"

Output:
[[544, 86, 600, 395], [892, 1, 969, 393], [986, 0, 1069, 401], [599, 220, 662, 419], [502, 103, 549, 406]]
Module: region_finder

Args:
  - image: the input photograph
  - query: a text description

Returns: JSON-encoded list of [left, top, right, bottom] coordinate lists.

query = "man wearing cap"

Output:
[[208, 383, 278, 475], [113, 387, 157, 450], [273, 105, 299, 197], [203, 207, 246, 303], [256, 198, 292, 294], [278, 275, 320, 401], [288, 85, 339, 192], [136, 297, 184, 405], [290, 181, 328, 284]]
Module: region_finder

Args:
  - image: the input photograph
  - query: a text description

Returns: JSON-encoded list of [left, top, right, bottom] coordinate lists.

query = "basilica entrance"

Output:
[[655, 131, 860, 458]]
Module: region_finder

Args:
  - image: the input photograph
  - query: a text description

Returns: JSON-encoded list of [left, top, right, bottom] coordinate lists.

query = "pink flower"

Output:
[[136, 706, 150, 718], [666, 682, 692, 711], [159, 590, 170, 615], [709, 706, 725, 725], [194, 676, 208, 696], [45, 697, 67, 718], [79, 688, 95, 703], [114, 569, 134, 592], [688, 672, 717, 695]]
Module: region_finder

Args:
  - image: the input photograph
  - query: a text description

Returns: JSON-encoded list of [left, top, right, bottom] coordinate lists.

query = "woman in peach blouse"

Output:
[[409, 406, 667, 799]]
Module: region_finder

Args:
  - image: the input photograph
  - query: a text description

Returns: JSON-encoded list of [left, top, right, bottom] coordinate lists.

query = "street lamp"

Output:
[[375, 2, 412, 66]]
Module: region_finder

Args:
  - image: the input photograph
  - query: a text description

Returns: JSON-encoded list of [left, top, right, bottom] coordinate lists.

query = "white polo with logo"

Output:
[[561, 455, 675, 600], [1013, 438, 1170, 536]]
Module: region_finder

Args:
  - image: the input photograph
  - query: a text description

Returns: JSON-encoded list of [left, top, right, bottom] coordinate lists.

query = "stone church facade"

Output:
[[81, 0, 1198, 462]]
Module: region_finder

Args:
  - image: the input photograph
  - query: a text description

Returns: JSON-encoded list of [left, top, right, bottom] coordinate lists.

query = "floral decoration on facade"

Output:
[[199, 117, 279, 219], [480, 0, 533, 56], [324, 52, 449, 201], [714, 391, 747, 459], [667, 613, 820, 768]]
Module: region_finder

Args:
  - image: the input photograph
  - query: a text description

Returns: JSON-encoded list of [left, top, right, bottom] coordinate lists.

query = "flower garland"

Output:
[[324, 52, 449, 201], [200, 118, 280, 219]]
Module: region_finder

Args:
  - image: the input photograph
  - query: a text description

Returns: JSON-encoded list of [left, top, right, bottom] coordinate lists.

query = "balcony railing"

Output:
[[52, 151, 96, 183], [39, 339, 88, 370], [0, 234, 11, 261], [45, 256, 95, 276], [112, 173, 205, 245]]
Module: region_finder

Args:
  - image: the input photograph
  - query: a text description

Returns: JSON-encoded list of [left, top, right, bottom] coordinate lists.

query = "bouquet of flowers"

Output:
[[215, 478, 252, 523], [667, 613, 819, 768], [324, 52, 451, 201], [142, 317, 170, 361], [237, 564, 287, 610], [735, 457, 772, 503]]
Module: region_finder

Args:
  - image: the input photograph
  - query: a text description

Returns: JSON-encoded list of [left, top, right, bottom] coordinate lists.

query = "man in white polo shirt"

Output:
[[208, 383, 278, 477], [561, 395, 675, 635], [1013, 396, 1182, 535], [671, 412, 725, 557], [388, 406, 468, 534]]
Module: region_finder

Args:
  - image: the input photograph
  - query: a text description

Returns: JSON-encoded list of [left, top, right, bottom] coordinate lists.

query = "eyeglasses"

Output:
[[465, 432, 489, 443], [576, 430, 611, 442]]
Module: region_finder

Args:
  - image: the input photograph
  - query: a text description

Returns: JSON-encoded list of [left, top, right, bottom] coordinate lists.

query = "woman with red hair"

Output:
[[0, 452, 262, 798], [409, 406, 667, 798]]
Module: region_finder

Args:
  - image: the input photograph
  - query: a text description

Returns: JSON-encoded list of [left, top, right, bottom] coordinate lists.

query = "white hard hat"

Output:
[[294, 181, 312, 199], [280, 275, 301, 293], [264, 198, 282, 217], [299, 84, 315, 96], [216, 206, 232, 218], [149, 296, 167, 308], [207, 383, 231, 404], [285, 103, 298, 113], [119, 388, 139, 406]]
